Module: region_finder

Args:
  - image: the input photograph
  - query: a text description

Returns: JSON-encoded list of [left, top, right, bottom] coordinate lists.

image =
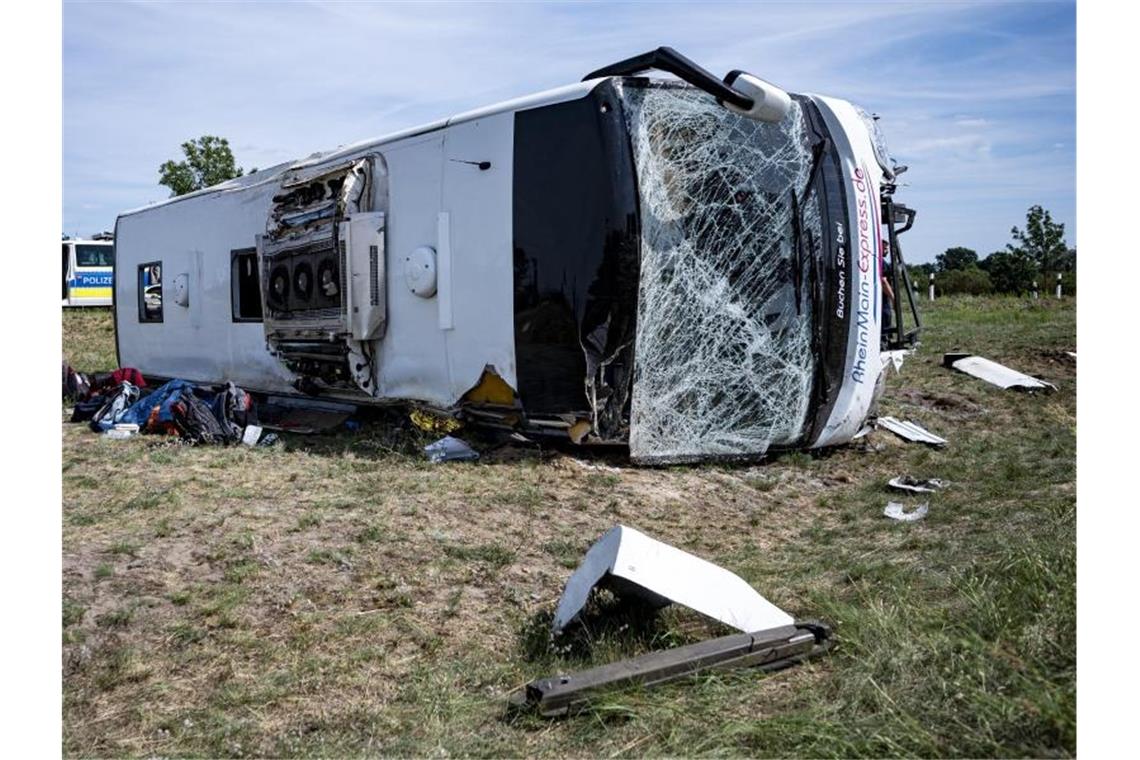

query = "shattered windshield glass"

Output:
[[621, 85, 822, 462]]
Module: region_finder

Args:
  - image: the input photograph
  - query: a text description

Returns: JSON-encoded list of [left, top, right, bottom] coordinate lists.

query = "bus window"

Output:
[[231, 248, 263, 322], [76, 244, 114, 268], [138, 262, 163, 322]]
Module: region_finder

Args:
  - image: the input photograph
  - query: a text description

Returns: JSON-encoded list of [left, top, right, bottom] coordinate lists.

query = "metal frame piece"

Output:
[[882, 198, 922, 349], [511, 621, 832, 717]]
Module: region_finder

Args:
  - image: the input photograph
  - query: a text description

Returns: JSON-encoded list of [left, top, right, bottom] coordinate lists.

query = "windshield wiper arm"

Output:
[[788, 138, 830, 316]]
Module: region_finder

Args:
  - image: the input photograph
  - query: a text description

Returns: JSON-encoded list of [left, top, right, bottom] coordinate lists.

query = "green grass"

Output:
[[61, 296, 1075, 757]]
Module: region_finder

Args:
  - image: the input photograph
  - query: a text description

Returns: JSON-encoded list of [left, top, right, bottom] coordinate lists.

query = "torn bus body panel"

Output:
[[257, 157, 388, 397], [552, 525, 793, 635], [113, 48, 917, 461]]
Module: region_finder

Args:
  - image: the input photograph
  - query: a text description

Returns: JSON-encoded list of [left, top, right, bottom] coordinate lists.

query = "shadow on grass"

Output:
[[516, 589, 702, 669]]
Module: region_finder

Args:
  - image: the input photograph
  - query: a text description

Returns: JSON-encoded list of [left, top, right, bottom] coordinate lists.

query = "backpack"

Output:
[[171, 391, 229, 445], [89, 382, 141, 432], [210, 382, 257, 442], [63, 361, 92, 401]]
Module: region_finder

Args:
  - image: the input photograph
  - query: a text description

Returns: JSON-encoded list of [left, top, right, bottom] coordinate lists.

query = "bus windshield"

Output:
[[621, 84, 825, 462], [75, 244, 114, 268]]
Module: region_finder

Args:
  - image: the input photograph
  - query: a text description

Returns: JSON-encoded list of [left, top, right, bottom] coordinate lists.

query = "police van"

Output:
[[62, 235, 114, 307]]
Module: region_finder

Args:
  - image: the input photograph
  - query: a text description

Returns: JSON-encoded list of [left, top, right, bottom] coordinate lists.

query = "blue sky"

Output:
[[63, 0, 1075, 263]]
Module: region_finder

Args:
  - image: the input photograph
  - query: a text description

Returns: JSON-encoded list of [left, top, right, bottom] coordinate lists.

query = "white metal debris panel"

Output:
[[552, 525, 793, 634], [876, 416, 948, 446], [945, 354, 1056, 391]]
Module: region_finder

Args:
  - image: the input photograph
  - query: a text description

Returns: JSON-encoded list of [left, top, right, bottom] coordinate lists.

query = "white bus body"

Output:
[[114, 50, 917, 463]]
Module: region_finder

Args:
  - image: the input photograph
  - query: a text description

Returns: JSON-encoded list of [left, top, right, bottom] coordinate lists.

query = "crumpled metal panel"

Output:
[[552, 525, 793, 635], [622, 86, 819, 462]]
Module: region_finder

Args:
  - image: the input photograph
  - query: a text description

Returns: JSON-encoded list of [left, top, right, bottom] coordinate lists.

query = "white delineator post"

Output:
[[1056, 273, 1062, 298], [1032, 281, 1038, 299], [929, 272, 935, 302]]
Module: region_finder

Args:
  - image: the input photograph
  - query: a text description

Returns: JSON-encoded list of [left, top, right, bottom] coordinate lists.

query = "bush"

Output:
[[935, 266, 993, 296]]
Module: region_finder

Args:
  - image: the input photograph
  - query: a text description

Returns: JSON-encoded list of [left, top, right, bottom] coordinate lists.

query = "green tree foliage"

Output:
[[934, 266, 993, 296], [980, 250, 1038, 295], [908, 264, 934, 288], [158, 136, 244, 196], [935, 246, 978, 272], [1008, 205, 1068, 281]]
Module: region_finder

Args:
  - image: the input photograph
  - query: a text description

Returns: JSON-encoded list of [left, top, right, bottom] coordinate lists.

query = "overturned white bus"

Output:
[[113, 48, 920, 463]]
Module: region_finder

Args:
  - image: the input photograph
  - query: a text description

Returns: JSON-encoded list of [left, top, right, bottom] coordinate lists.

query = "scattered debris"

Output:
[[876, 416, 947, 446], [71, 377, 258, 445], [943, 353, 1056, 392], [888, 476, 947, 494], [409, 407, 462, 434], [884, 501, 929, 522], [881, 349, 911, 373], [102, 423, 139, 440], [424, 435, 479, 463], [552, 525, 792, 635], [241, 424, 264, 446], [511, 621, 832, 717]]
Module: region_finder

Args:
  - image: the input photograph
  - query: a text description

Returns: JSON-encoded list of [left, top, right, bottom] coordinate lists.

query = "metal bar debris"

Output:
[[942, 353, 1056, 392], [876, 416, 947, 446], [511, 621, 831, 717]]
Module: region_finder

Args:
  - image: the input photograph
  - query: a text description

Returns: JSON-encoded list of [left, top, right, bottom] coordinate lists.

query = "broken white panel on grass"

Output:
[[881, 349, 910, 373], [551, 525, 793, 635], [888, 476, 947, 494], [877, 416, 948, 447], [943, 353, 1056, 392], [884, 502, 929, 522]]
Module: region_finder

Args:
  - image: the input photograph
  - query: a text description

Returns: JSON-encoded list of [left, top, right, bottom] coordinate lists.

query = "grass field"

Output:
[[61, 297, 1076, 758]]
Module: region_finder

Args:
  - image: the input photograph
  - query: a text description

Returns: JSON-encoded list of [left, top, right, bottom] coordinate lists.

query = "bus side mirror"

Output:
[[723, 71, 791, 123]]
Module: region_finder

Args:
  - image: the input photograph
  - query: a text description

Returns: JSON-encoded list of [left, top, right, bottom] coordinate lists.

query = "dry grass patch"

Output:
[[62, 298, 1075, 757]]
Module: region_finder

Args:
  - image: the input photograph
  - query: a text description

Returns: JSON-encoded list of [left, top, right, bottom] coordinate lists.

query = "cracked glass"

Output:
[[621, 85, 822, 462]]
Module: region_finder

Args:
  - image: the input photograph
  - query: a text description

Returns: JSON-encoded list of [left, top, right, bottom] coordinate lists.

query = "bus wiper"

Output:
[[790, 188, 804, 315], [799, 137, 831, 204], [788, 138, 830, 316]]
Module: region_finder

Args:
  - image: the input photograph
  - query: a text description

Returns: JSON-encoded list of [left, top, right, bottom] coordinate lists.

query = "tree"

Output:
[[159, 136, 244, 196], [935, 266, 993, 296], [981, 250, 1038, 295], [935, 246, 978, 272], [1008, 205, 1068, 282]]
